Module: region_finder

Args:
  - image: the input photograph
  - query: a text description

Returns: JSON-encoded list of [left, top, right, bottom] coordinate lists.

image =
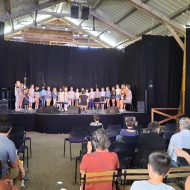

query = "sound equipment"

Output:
[[137, 101, 145, 113], [81, 6, 89, 20], [71, 4, 79, 19], [0, 22, 4, 41], [36, 106, 60, 114], [0, 100, 8, 112], [67, 106, 80, 114], [105, 106, 119, 114]]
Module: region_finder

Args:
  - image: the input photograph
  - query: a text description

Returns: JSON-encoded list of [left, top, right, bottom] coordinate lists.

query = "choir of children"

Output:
[[14, 81, 132, 112]]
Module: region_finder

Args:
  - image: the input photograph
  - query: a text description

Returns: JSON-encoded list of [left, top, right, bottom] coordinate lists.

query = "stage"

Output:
[[5, 110, 149, 134]]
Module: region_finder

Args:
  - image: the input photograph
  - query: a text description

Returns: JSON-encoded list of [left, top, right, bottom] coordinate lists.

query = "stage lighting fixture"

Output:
[[81, 6, 90, 20], [71, 4, 79, 19]]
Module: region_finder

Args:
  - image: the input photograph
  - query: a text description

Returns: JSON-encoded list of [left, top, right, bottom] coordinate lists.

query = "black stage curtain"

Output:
[[121, 35, 183, 110], [0, 41, 125, 90], [185, 28, 190, 116]]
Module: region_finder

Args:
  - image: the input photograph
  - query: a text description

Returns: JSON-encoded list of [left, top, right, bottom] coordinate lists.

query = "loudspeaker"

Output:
[[36, 106, 60, 114], [137, 101, 145, 112], [0, 100, 8, 112], [105, 106, 119, 114], [71, 4, 79, 19], [81, 6, 89, 20], [67, 106, 80, 114], [0, 22, 4, 41]]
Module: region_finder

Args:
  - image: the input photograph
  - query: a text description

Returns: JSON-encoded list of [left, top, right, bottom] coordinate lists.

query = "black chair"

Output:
[[177, 148, 190, 167], [9, 130, 29, 168], [107, 124, 121, 137], [163, 123, 176, 149], [88, 125, 103, 136], [24, 131, 32, 156], [64, 126, 88, 161]]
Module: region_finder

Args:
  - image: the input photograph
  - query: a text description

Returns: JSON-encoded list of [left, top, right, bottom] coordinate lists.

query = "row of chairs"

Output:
[[81, 167, 190, 190]]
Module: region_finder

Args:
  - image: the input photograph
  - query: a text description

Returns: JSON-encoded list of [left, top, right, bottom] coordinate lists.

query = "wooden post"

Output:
[[182, 38, 186, 114]]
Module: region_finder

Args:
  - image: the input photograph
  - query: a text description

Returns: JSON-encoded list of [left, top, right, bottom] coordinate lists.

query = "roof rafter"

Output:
[[92, 0, 104, 10], [0, 0, 63, 22], [127, 0, 185, 36], [62, 18, 111, 48], [138, 4, 190, 36], [3, 0, 11, 14], [90, 10, 136, 39]]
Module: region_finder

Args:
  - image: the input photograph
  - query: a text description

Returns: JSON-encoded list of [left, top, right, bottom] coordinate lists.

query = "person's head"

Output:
[[112, 86, 115, 91], [179, 117, 190, 131], [42, 86, 45, 90], [147, 121, 160, 133], [93, 115, 100, 123], [15, 81, 20, 87], [101, 87, 104, 91], [125, 117, 136, 129], [148, 152, 171, 178], [35, 86, 39, 91], [64, 87, 68, 92], [96, 88, 99, 92], [53, 87, 57, 92], [47, 86, 50, 91], [76, 88, 79, 92], [90, 88, 93, 92], [92, 128, 110, 150], [86, 89, 89, 93], [116, 84, 119, 89], [0, 122, 12, 136], [70, 86, 73, 91], [59, 88, 62, 92], [30, 84, 34, 89], [121, 84, 125, 89], [106, 87, 110, 91]]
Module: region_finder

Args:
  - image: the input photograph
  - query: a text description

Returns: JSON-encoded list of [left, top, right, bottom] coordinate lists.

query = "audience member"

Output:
[[176, 148, 190, 190], [0, 122, 19, 179], [134, 122, 165, 168], [167, 117, 190, 166], [116, 117, 138, 142], [80, 128, 119, 190], [90, 115, 103, 127], [130, 151, 174, 190]]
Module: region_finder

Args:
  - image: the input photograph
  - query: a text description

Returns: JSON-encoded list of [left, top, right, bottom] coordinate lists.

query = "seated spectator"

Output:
[[134, 122, 165, 168], [0, 122, 19, 180], [167, 117, 190, 167], [80, 128, 119, 190], [90, 115, 103, 127], [176, 148, 190, 190], [130, 151, 174, 190], [116, 117, 138, 142]]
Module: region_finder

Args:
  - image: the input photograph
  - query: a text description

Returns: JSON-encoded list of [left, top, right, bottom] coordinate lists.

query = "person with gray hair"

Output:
[[167, 117, 190, 166], [80, 128, 119, 189]]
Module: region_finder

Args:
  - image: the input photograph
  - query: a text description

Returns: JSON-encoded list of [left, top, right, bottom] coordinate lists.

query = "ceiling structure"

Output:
[[1, 0, 190, 48]]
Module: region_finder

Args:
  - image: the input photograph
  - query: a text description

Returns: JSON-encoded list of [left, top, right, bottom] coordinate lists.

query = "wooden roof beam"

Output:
[[0, 0, 63, 22], [92, 0, 104, 10], [128, 0, 185, 36]]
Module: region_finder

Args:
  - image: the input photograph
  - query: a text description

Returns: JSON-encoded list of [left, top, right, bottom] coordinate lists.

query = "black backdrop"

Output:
[[0, 35, 183, 109], [185, 28, 190, 116]]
